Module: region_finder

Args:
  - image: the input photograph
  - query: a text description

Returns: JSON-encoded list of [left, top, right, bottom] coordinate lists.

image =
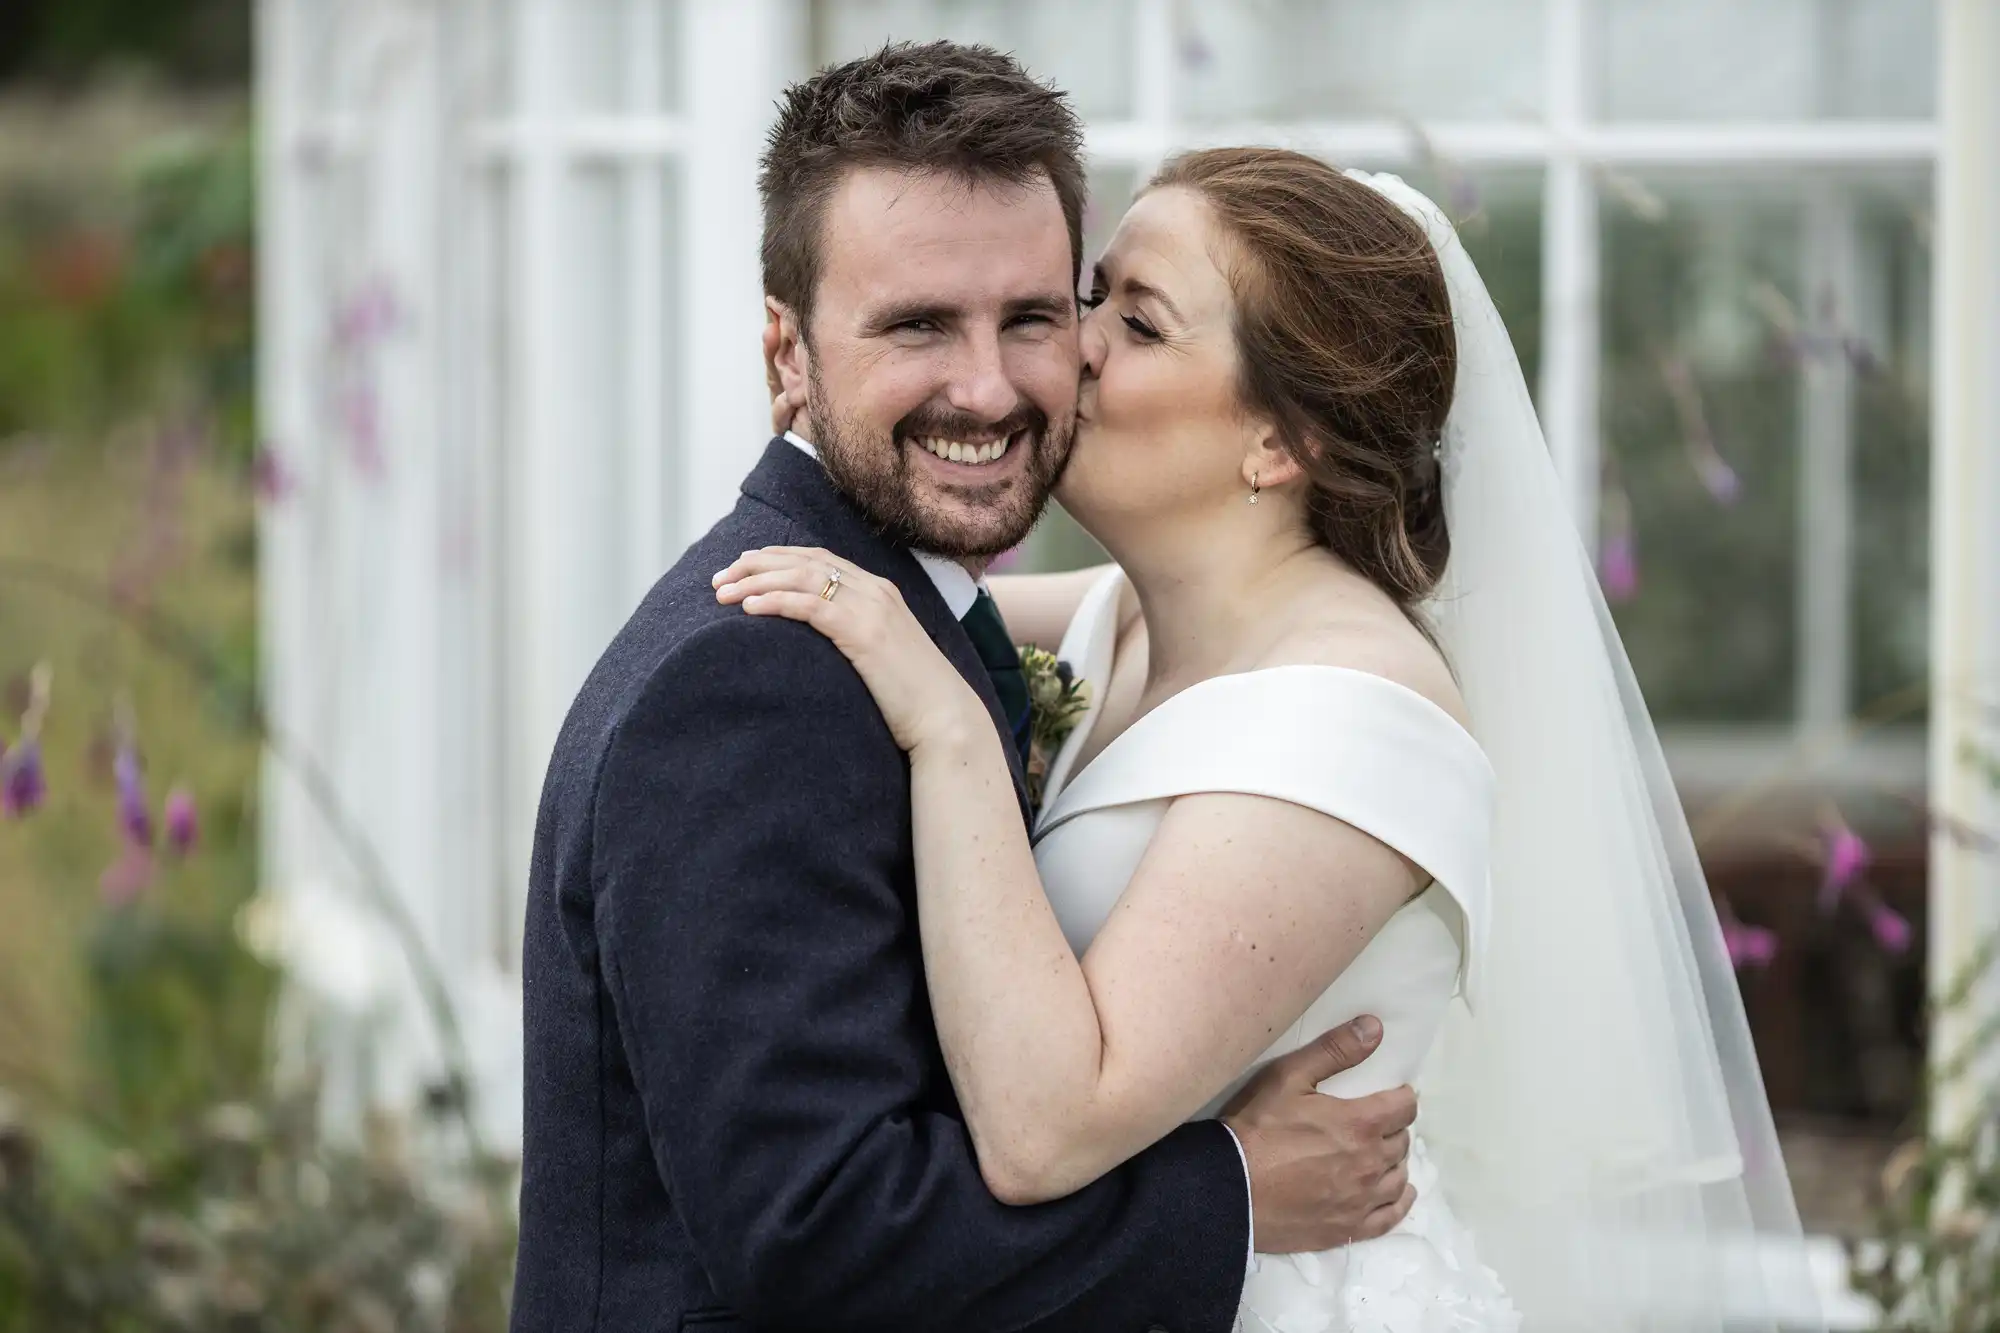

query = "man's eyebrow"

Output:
[[865, 300, 960, 331], [1091, 260, 1183, 323], [1005, 292, 1076, 320], [865, 292, 1075, 329]]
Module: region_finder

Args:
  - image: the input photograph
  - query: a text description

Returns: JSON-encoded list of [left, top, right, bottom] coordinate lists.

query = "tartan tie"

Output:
[[959, 590, 1032, 767]]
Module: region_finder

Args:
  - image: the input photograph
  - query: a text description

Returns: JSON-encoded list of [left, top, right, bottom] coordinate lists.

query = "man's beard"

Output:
[[806, 362, 1075, 560]]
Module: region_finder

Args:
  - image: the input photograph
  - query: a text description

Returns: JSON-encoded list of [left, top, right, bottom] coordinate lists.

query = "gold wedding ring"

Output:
[[819, 568, 843, 602]]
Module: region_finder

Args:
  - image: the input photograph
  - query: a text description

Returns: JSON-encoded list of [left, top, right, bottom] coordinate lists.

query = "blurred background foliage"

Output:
[[1, 22, 260, 1129], [0, 0, 250, 89], [1, 5, 514, 1328]]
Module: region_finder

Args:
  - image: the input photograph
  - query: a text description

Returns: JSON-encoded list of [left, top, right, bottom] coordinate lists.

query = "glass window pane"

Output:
[[1178, 0, 1545, 123], [1849, 179, 1930, 718], [518, 0, 681, 114], [564, 167, 634, 628], [1600, 0, 1937, 122], [1401, 168, 1544, 396], [811, 0, 1135, 120], [657, 0, 683, 113], [452, 0, 516, 118], [1602, 179, 1805, 724], [1079, 165, 1138, 273], [561, 0, 631, 113]]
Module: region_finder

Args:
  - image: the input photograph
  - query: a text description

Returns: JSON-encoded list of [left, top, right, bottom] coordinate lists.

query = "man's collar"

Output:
[[782, 430, 987, 620]]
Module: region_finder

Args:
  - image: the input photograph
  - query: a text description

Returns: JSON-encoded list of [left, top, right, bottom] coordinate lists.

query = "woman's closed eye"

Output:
[[1119, 312, 1161, 342], [1081, 291, 1161, 343]]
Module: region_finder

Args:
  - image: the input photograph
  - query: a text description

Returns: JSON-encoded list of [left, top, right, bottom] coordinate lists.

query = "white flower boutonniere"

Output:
[[1019, 645, 1089, 809]]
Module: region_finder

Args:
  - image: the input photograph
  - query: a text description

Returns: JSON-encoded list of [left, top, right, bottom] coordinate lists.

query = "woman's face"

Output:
[[1061, 186, 1268, 547]]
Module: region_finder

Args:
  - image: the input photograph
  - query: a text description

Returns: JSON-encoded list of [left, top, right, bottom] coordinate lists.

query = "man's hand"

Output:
[[1220, 1016, 1416, 1254]]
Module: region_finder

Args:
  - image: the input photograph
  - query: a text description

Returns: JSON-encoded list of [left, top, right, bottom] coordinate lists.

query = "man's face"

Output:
[[783, 166, 1080, 560]]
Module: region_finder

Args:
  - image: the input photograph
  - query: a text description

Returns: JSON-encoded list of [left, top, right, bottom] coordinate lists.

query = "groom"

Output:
[[513, 42, 1416, 1333]]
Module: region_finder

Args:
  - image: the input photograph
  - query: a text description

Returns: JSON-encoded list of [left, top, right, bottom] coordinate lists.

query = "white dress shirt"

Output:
[[780, 429, 1258, 1274]]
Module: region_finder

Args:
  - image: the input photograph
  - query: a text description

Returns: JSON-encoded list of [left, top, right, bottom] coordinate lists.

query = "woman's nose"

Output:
[[1079, 307, 1108, 381]]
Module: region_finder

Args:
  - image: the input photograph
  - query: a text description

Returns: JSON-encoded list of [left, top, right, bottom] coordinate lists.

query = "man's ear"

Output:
[[764, 297, 808, 401]]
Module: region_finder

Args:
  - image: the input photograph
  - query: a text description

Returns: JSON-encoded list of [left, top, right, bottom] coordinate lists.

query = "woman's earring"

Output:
[[1248, 473, 1261, 505]]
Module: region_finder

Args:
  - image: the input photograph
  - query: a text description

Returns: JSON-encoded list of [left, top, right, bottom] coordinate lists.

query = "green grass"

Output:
[[0, 432, 264, 1123]]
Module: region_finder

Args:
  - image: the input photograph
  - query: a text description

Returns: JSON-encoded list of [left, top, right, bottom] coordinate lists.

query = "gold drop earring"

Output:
[[1248, 472, 1261, 505]]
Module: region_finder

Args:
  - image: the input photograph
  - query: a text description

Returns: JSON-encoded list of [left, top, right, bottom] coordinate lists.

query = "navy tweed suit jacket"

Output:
[[511, 439, 1248, 1333]]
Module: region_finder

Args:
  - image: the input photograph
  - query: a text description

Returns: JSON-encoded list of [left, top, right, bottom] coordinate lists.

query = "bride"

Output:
[[715, 150, 1819, 1331]]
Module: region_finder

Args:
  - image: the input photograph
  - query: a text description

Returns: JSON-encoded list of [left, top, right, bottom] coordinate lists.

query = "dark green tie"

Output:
[[960, 590, 1032, 766]]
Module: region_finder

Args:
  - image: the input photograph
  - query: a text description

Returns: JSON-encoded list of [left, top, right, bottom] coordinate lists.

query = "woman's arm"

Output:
[[904, 737, 1418, 1203], [714, 547, 1421, 1206], [986, 566, 1118, 652]]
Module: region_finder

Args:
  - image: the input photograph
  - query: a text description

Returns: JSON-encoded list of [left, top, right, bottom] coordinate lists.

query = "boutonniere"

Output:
[[1019, 646, 1090, 809]]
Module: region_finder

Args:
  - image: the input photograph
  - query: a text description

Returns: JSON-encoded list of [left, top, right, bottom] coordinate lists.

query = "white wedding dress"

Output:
[[1033, 569, 1521, 1333]]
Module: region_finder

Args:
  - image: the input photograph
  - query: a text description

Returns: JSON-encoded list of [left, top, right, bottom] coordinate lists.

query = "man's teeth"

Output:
[[917, 434, 1013, 465]]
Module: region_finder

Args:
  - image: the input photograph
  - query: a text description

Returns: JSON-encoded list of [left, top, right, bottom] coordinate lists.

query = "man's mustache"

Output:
[[893, 404, 1047, 444]]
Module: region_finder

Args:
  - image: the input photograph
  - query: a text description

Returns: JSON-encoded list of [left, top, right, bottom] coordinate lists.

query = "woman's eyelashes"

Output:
[[1080, 291, 1162, 344], [1120, 313, 1161, 342]]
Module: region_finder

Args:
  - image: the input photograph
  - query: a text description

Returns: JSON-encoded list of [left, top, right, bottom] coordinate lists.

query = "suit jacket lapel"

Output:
[[741, 439, 1033, 823]]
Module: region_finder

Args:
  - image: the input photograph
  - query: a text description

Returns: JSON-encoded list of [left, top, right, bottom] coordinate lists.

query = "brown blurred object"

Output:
[[1711, 839, 1927, 1238], [29, 229, 125, 306], [1714, 839, 1927, 1122]]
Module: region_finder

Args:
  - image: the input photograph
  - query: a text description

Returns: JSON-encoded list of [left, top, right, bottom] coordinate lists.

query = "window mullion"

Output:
[[1131, 0, 1176, 174], [504, 0, 573, 953], [623, 0, 670, 599], [1540, 0, 1601, 540], [1799, 182, 1857, 744]]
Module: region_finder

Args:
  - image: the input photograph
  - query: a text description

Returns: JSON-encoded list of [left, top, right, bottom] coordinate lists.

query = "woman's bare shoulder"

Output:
[[1263, 599, 1470, 732]]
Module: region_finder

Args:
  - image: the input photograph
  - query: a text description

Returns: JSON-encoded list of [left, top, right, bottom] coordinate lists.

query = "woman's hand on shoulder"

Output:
[[713, 547, 989, 753]]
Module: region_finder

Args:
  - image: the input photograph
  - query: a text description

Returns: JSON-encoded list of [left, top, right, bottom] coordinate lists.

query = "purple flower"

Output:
[[1723, 919, 1779, 970], [332, 276, 404, 350], [1445, 171, 1483, 219], [1818, 817, 1871, 913], [114, 747, 152, 847], [1694, 451, 1741, 505], [338, 379, 384, 478], [252, 444, 296, 503], [1600, 528, 1639, 602], [0, 739, 45, 817], [1868, 903, 1913, 954], [163, 785, 198, 855]]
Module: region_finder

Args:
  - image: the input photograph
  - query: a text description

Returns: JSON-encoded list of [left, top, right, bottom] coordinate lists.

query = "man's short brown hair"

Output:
[[758, 41, 1088, 332]]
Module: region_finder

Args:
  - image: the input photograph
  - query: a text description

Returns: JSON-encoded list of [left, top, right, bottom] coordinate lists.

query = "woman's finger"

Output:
[[712, 551, 817, 588], [717, 563, 871, 606], [712, 546, 856, 588], [715, 568, 829, 605], [759, 545, 853, 569], [739, 589, 837, 626]]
